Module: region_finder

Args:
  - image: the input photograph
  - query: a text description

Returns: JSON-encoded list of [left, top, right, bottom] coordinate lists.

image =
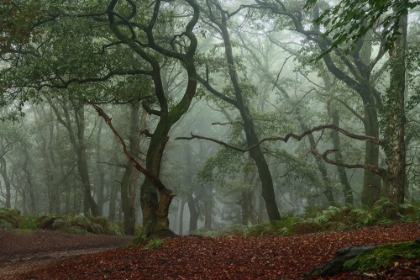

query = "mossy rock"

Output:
[[0, 219, 12, 230], [0, 208, 21, 228], [344, 240, 420, 272], [69, 215, 91, 229], [36, 215, 59, 229], [52, 218, 70, 230]]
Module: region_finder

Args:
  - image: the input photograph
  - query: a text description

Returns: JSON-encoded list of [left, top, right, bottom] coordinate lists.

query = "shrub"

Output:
[[19, 218, 37, 230], [52, 218, 70, 230]]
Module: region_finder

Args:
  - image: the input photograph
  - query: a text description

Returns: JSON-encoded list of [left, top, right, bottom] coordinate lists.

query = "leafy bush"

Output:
[[19, 218, 37, 230], [62, 226, 88, 235], [89, 223, 104, 234], [107, 223, 125, 236]]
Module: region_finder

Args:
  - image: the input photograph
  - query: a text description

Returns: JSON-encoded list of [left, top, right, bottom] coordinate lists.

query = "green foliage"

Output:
[[19, 218, 37, 230], [70, 215, 91, 229], [143, 238, 164, 250], [63, 226, 88, 235], [0, 208, 125, 236], [192, 225, 247, 237], [0, 208, 21, 228], [343, 241, 420, 272], [0, 219, 12, 230], [127, 229, 148, 247], [52, 218, 70, 230], [305, 0, 417, 55], [200, 199, 420, 238]]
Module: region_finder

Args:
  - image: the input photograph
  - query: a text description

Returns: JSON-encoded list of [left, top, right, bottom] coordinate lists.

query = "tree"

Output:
[[195, 0, 282, 223], [1, 0, 201, 236], [305, 0, 410, 205]]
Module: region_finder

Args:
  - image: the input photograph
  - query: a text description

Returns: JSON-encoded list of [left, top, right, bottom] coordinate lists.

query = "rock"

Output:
[[308, 245, 376, 276]]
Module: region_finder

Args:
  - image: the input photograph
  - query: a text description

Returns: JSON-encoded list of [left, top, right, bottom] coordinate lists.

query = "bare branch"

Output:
[[176, 124, 385, 152], [272, 55, 293, 91], [310, 149, 386, 178], [91, 103, 174, 197], [211, 121, 243, 126]]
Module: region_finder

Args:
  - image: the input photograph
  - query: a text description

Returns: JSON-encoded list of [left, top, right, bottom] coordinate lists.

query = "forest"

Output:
[[0, 0, 419, 242]]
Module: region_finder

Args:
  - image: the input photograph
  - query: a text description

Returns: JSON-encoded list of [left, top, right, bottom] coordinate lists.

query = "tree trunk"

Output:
[[48, 98, 99, 216], [331, 110, 354, 205], [361, 104, 382, 205], [0, 158, 11, 208], [22, 149, 36, 214], [178, 197, 185, 235], [95, 119, 105, 216], [203, 188, 213, 230], [216, 9, 281, 222], [303, 122, 336, 206], [187, 192, 199, 233], [384, 7, 407, 205], [121, 165, 137, 234], [108, 141, 120, 221], [121, 103, 142, 235]]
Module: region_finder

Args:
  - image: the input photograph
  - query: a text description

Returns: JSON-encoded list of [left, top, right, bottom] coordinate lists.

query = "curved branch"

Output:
[[37, 69, 152, 90], [176, 124, 385, 152], [310, 149, 386, 178], [91, 103, 173, 195]]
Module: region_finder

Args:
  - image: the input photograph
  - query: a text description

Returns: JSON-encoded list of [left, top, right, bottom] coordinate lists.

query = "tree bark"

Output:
[[187, 192, 199, 233], [95, 118, 105, 216], [203, 2, 282, 222], [121, 102, 142, 235], [178, 197, 185, 235], [384, 7, 407, 205], [0, 158, 11, 208], [331, 110, 354, 205]]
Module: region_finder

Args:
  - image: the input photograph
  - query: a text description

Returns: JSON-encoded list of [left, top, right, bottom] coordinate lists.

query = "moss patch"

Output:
[[344, 240, 420, 272]]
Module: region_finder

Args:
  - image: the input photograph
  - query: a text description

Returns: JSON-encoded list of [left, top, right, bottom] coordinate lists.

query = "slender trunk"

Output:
[[331, 110, 354, 204], [121, 103, 141, 235], [96, 119, 105, 216], [0, 158, 11, 208], [178, 197, 185, 235], [303, 122, 336, 205], [240, 188, 254, 226], [121, 165, 137, 234], [203, 188, 213, 230], [218, 11, 281, 222], [108, 141, 120, 221], [187, 192, 199, 233], [22, 149, 36, 214]]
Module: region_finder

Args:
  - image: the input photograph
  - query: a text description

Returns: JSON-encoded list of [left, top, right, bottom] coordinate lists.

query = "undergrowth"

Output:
[[195, 198, 420, 238], [0, 207, 127, 236], [343, 240, 420, 272]]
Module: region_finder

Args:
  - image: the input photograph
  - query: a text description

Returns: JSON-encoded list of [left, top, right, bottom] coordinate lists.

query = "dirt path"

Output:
[[0, 230, 133, 279]]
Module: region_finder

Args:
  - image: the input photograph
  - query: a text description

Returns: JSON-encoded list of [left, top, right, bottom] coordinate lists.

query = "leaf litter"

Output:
[[14, 222, 420, 279]]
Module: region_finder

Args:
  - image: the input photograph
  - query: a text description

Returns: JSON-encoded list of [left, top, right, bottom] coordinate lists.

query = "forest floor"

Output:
[[2, 222, 420, 279]]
